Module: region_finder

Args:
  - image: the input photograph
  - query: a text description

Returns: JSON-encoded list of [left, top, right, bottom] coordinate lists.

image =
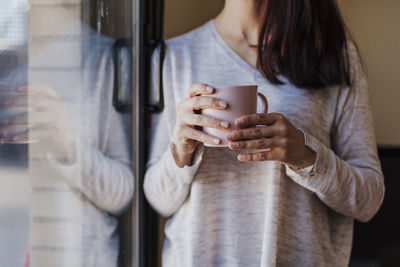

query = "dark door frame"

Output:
[[137, 0, 164, 266]]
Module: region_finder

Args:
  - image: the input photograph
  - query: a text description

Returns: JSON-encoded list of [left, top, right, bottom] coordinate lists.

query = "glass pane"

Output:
[[0, 0, 137, 266]]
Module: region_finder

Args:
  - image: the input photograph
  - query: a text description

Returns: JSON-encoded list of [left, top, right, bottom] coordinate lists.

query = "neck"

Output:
[[214, 0, 260, 46]]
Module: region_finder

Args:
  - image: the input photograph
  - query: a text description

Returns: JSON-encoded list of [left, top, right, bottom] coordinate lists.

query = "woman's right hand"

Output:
[[171, 83, 230, 167]]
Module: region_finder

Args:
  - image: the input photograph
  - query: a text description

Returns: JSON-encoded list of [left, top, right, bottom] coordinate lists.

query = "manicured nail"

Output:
[[218, 101, 227, 108], [12, 136, 20, 141], [213, 138, 221, 144], [238, 154, 246, 161], [206, 86, 214, 93], [236, 118, 244, 125], [226, 132, 235, 139], [220, 121, 229, 128], [12, 135, 25, 142], [231, 142, 239, 148]]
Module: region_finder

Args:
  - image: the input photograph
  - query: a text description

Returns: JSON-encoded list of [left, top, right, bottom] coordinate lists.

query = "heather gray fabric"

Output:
[[26, 23, 133, 267], [144, 21, 384, 267]]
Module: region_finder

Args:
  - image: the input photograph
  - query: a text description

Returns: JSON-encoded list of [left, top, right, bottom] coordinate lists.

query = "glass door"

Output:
[[0, 0, 164, 266]]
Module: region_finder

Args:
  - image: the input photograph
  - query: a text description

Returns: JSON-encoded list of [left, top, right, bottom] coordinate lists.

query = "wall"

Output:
[[337, 0, 400, 146], [163, 0, 400, 146], [163, 0, 223, 39]]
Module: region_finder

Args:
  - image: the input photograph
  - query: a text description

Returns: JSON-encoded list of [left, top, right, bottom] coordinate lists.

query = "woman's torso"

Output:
[[161, 21, 352, 267]]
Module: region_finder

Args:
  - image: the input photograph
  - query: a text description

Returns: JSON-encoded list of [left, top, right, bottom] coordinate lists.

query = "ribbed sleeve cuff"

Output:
[[162, 143, 205, 185], [45, 137, 89, 188], [285, 164, 315, 180], [286, 132, 335, 195]]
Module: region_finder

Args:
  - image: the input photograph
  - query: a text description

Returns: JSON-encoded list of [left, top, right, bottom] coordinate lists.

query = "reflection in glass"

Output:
[[0, 1, 135, 266], [0, 1, 29, 266]]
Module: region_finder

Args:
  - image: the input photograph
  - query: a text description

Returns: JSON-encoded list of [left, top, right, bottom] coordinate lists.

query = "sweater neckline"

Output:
[[207, 20, 260, 77], [206, 20, 292, 86]]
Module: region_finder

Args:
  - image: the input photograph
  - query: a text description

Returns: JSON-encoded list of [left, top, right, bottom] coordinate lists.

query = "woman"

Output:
[[144, 0, 384, 266]]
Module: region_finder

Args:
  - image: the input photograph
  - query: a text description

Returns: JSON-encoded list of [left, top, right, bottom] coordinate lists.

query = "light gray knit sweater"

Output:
[[144, 21, 384, 267], [26, 24, 133, 267]]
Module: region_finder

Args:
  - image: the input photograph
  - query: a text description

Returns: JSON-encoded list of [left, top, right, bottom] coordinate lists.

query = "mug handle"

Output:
[[257, 92, 268, 114]]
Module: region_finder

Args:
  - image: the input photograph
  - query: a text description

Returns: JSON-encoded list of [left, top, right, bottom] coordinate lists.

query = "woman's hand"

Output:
[[171, 83, 230, 167], [0, 83, 76, 163], [226, 113, 316, 169]]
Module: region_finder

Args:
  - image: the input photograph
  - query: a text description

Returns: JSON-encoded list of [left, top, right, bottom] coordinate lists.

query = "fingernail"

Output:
[[12, 136, 24, 142], [236, 118, 244, 125], [220, 121, 229, 128], [238, 154, 246, 161], [213, 138, 221, 144], [17, 85, 27, 92], [226, 132, 235, 139], [218, 101, 227, 108], [206, 86, 214, 93], [231, 142, 239, 148]]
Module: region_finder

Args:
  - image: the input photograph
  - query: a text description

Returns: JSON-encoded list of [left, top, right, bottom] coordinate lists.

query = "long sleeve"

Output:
[[143, 48, 204, 218], [47, 42, 134, 216], [48, 103, 134, 216], [288, 43, 385, 222]]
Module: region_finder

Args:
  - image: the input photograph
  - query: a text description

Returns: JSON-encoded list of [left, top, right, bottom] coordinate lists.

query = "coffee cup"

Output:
[[202, 85, 268, 147]]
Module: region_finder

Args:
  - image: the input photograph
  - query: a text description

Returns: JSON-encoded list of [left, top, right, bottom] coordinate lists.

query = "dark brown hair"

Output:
[[257, 0, 351, 89]]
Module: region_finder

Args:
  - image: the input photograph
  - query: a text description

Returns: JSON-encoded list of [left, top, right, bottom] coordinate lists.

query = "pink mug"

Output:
[[202, 85, 268, 147]]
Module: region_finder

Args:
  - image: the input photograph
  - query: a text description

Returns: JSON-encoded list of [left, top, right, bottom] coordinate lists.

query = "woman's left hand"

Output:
[[1, 83, 76, 163], [226, 113, 316, 169]]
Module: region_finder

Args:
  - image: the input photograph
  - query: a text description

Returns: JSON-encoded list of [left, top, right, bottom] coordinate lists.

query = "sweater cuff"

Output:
[[286, 132, 334, 194], [45, 137, 90, 189], [285, 164, 315, 180], [163, 143, 205, 185]]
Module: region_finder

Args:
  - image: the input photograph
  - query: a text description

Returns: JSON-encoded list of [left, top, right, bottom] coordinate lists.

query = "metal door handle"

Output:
[[112, 38, 132, 113], [147, 39, 165, 113], [112, 38, 165, 114]]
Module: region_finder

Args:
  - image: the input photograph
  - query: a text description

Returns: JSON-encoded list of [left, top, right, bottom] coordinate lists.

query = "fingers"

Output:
[[0, 91, 62, 116], [181, 126, 221, 145], [19, 83, 61, 100], [3, 123, 67, 144], [0, 125, 30, 144], [3, 113, 28, 125], [237, 149, 281, 162], [180, 96, 227, 111], [5, 131, 29, 144], [0, 94, 26, 110], [235, 113, 284, 128], [182, 114, 229, 129], [226, 126, 275, 141], [4, 106, 64, 125], [187, 83, 215, 98], [229, 137, 279, 150]]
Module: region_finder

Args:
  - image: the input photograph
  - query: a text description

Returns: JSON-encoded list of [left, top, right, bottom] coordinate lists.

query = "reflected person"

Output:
[[144, 0, 384, 266], [0, 22, 133, 267]]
